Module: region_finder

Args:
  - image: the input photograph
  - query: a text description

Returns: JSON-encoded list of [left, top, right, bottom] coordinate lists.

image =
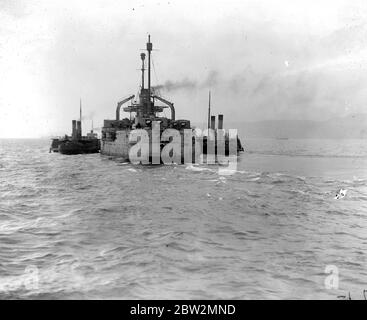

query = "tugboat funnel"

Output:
[[76, 121, 82, 139], [218, 114, 223, 129], [210, 115, 216, 130], [72, 120, 77, 140]]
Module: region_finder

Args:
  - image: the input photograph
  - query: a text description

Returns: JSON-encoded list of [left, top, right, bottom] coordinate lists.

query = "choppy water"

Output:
[[0, 138, 367, 299]]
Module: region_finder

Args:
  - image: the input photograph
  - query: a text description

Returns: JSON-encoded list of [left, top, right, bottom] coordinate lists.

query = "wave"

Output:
[[246, 150, 367, 159]]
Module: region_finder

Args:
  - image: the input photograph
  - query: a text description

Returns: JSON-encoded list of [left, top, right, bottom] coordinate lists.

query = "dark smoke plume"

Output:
[[152, 70, 219, 92], [153, 78, 197, 92]]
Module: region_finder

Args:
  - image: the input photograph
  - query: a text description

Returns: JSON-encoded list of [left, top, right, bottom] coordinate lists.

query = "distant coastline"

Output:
[[227, 113, 367, 139]]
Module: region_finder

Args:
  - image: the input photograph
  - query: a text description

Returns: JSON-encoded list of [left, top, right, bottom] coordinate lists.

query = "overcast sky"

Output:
[[1, 0, 367, 137]]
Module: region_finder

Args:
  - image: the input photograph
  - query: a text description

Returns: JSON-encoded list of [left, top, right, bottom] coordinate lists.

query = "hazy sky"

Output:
[[1, 0, 367, 137]]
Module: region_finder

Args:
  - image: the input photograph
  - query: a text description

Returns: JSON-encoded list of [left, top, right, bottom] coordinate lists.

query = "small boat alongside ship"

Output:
[[50, 119, 100, 155]]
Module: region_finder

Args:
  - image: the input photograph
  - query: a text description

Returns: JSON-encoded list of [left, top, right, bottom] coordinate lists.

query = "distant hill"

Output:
[[225, 114, 367, 139]]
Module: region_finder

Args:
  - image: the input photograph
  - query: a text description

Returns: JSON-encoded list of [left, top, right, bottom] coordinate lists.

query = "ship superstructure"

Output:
[[101, 35, 243, 163]]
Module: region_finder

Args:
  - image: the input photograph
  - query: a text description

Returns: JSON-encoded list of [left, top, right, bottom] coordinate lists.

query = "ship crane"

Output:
[[152, 95, 175, 121], [116, 95, 135, 120]]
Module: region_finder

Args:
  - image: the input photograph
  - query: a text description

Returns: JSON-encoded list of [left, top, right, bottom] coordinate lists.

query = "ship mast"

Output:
[[140, 53, 146, 89], [80, 98, 82, 122], [147, 35, 152, 110]]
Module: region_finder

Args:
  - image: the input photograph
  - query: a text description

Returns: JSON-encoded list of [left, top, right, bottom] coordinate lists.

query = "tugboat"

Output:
[[50, 104, 100, 154], [101, 35, 243, 163]]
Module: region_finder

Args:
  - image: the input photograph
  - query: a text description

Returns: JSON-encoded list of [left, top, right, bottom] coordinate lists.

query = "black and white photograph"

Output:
[[0, 0, 367, 304]]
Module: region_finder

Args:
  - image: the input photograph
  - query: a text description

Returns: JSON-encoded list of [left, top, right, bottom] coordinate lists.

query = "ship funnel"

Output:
[[218, 114, 223, 129], [76, 121, 82, 139], [72, 120, 77, 140], [210, 115, 216, 130]]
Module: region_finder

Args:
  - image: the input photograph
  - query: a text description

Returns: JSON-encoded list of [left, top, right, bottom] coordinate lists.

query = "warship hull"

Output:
[[101, 130, 130, 158], [100, 128, 243, 163]]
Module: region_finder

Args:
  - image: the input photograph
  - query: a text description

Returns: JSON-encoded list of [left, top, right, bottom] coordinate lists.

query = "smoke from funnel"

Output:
[[153, 78, 197, 92], [152, 70, 220, 92]]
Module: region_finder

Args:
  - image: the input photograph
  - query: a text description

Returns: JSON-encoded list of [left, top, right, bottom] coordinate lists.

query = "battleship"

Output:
[[50, 104, 100, 155], [101, 35, 243, 164]]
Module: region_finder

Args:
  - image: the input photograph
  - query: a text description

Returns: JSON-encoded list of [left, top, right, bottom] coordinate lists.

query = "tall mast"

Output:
[[207, 91, 211, 130], [140, 53, 146, 89], [147, 35, 152, 107]]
